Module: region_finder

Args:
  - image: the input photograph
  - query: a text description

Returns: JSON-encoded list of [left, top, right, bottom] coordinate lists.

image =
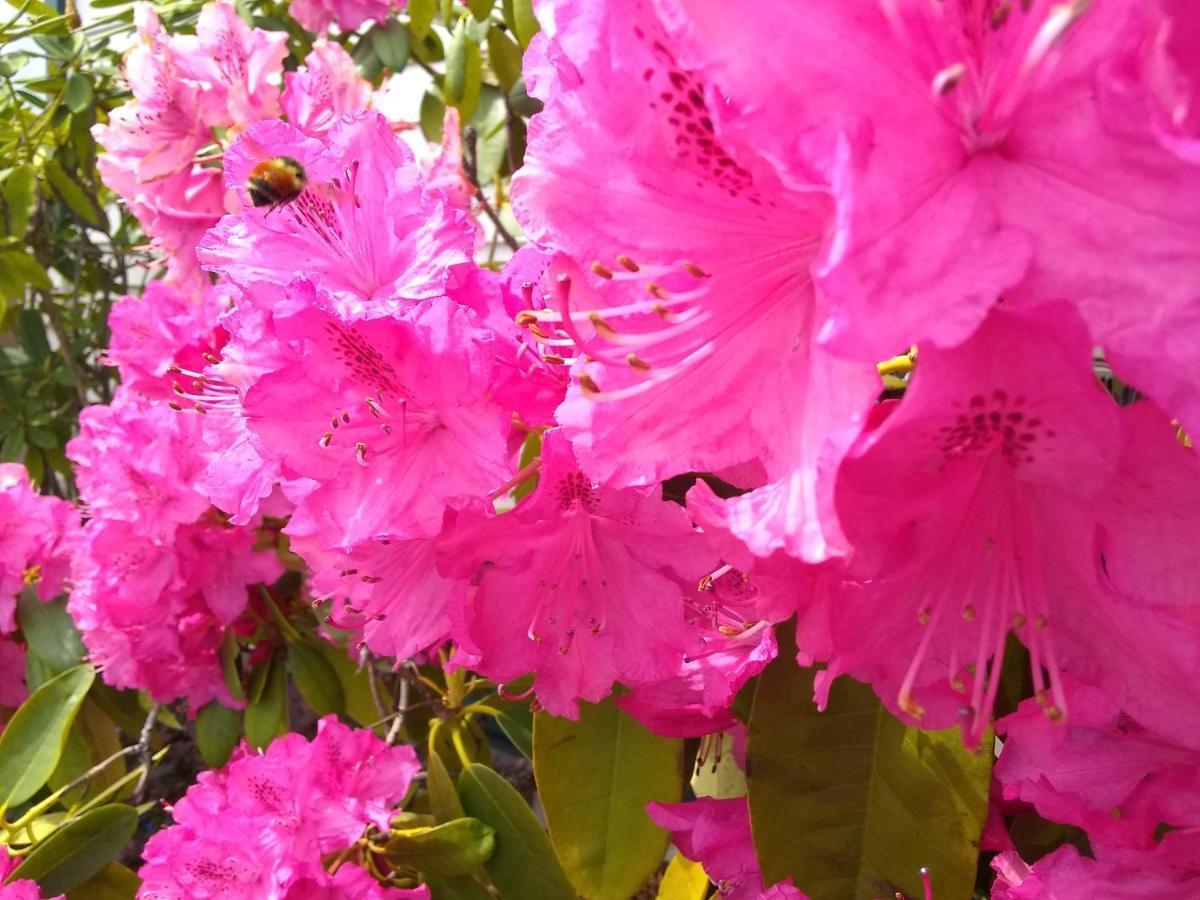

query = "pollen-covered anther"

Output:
[[989, 1, 1011, 29], [168, 401, 183, 411], [544, 354, 567, 366], [193, 403, 207, 415], [590, 261, 614, 279], [364, 397, 384, 418], [589, 311, 618, 338], [899, 693, 926, 719], [355, 441, 368, 465], [202, 352, 221, 364], [627, 353, 651, 371], [683, 261, 708, 278], [1044, 704, 1064, 722], [319, 431, 332, 448], [646, 282, 668, 300], [172, 381, 186, 396], [515, 310, 540, 327], [932, 62, 966, 96], [616, 254, 640, 272], [652, 303, 672, 319], [578, 374, 602, 395], [341, 411, 350, 424], [528, 323, 552, 340]]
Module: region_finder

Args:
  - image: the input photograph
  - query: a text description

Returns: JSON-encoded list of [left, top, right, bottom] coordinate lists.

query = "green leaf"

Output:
[[457, 763, 575, 900], [3, 165, 37, 237], [420, 89, 446, 144], [504, 0, 539, 49], [534, 697, 682, 900], [383, 817, 496, 876], [407, 0, 436, 40], [444, 21, 483, 120], [243, 651, 287, 750], [494, 705, 532, 760], [313, 639, 387, 731], [467, 0, 492, 20], [195, 701, 242, 769], [746, 630, 992, 900], [288, 641, 344, 717], [0, 664, 93, 808], [0, 53, 31, 78], [18, 589, 85, 673], [423, 874, 493, 900], [219, 628, 244, 703], [427, 749, 466, 824], [485, 26, 522, 91], [7, 804, 138, 895], [371, 20, 410, 70], [655, 853, 708, 900], [64, 73, 93, 114], [43, 158, 103, 229], [65, 861, 141, 900]]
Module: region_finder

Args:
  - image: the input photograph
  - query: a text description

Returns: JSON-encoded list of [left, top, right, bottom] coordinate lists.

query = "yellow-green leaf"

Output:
[[505, 0, 539, 49], [746, 632, 992, 900], [243, 651, 287, 750], [485, 26, 522, 91], [408, 0, 436, 40], [313, 640, 388, 732], [65, 861, 141, 900], [444, 21, 483, 120], [427, 749, 466, 825], [43, 159, 103, 229], [3, 165, 37, 237], [656, 853, 709, 900], [383, 817, 496, 876], [457, 763, 575, 900], [0, 664, 93, 808], [64, 72, 93, 113], [534, 697, 683, 900], [7, 804, 137, 894]]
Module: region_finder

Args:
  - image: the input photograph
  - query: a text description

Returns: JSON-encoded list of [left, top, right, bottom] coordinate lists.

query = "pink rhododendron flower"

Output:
[[664, 0, 1200, 429], [440, 430, 709, 717], [68, 388, 213, 542], [69, 518, 279, 708], [0, 636, 26, 709], [991, 845, 1200, 899], [512, 1, 878, 560], [230, 290, 512, 548], [823, 304, 1130, 744], [139, 717, 425, 899], [289, 0, 397, 35], [199, 114, 475, 317], [647, 797, 805, 899], [0, 853, 62, 900], [997, 678, 1200, 856], [171, 0, 286, 128], [106, 280, 226, 400], [0, 464, 78, 631], [282, 39, 373, 136]]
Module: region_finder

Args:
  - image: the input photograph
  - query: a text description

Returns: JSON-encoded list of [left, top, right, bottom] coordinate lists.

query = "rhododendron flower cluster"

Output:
[[28, 0, 1198, 895], [139, 717, 427, 898]]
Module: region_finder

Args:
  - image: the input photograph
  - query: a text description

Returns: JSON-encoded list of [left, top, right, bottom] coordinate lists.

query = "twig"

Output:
[[365, 655, 389, 722], [385, 676, 410, 745], [131, 703, 160, 804], [462, 127, 519, 252]]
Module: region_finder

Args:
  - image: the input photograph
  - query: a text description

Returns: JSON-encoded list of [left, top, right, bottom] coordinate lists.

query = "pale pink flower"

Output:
[[198, 114, 475, 318], [289, 0, 397, 35], [511, 1, 878, 560], [171, 0, 286, 128], [68, 519, 279, 709], [139, 717, 422, 899], [282, 39, 373, 136], [647, 797, 806, 899], [661, 0, 1200, 431], [439, 430, 709, 717], [106, 280, 226, 400], [0, 464, 78, 631], [822, 304, 1132, 745]]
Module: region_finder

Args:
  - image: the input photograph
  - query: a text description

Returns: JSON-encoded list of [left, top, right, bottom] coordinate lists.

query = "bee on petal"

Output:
[[246, 156, 307, 211]]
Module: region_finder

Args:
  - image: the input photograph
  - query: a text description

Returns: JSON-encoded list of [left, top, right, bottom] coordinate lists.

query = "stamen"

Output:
[[682, 261, 708, 278], [319, 432, 332, 447], [932, 62, 966, 96], [616, 254, 639, 272], [578, 374, 601, 395], [591, 261, 614, 279], [355, 441, 368, 465]]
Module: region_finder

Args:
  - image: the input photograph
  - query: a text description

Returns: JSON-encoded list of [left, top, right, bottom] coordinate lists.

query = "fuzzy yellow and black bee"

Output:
[[246, 156, 307, 211]]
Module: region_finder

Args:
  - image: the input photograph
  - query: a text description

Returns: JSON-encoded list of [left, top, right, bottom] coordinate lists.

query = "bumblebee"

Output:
[[246, 156, 307, 210]]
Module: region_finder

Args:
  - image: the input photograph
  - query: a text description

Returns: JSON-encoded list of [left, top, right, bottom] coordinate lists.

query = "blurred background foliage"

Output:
[[0, 0, 539, 498]]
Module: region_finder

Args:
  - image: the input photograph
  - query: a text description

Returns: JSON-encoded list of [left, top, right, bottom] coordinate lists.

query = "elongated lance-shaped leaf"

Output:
[[7, 803, 137, 894]]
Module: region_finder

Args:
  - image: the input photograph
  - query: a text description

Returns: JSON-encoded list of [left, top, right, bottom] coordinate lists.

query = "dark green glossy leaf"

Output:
[[0, 664, 93, 808], [494, 705, 532, 760], [195, 701, 242, 769], [243, 651, 287, 750], [383, 817, 496, 877], [423, 874, 493, 900], [18, 589, 85, 673], [457, 763, 574, 900], [313, 639, 388, 731], [534, 697, 682, 900], [7, 804, 138, 894], [288, 641, 344, 717], [746, 632, 992, 900]]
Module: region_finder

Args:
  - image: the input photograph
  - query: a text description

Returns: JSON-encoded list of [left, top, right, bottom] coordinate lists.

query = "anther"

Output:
[[616, 254, 639, 272], [578, 374, 601, 395], [899, 694, 925, 719], [172, 381, 185, 395], [331, 416, 340, 429], [627, 354, 651, 371], [544, 355, 567, 365], [917, 607, 932, 626], [319, 432, 333, 447], [683, 261, 707, 278], [515, 310, 539, 327], [193, 403, 207, 414], [591, 261, 614, 279], [962, 604, 976, 621], [1035, 615, 1047, 629], [589, 312, 617, 338], [341, 411, 350, 424], [1044, 704, 1064, 722], [646, 282, 668, 299], [355, 441, 368, 465], [168, 401, 183, 411], [202, 352, 221, 364], [1010, 613, 1026, 628], [932, 62, 966, 96]]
